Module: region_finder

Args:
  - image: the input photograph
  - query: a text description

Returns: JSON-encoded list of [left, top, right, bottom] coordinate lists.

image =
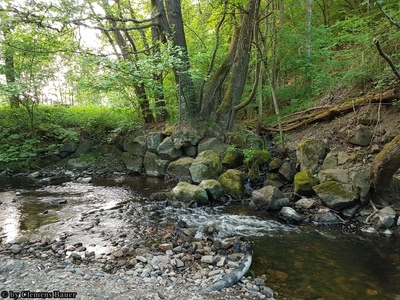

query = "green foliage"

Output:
[[0, 105, 139, 169], [243, 149, 270, 166]]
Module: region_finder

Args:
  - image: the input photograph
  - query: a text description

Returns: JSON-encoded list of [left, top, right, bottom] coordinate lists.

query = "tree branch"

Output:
[[373, 38, 400, 82], [376, 1, 400, 30]]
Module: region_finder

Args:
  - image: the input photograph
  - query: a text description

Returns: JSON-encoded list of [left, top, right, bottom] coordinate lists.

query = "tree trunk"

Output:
[[2, 27, 20, 108], [165, 0, 198, 121], [199, 26, 240, 120], [370, 134, 400, 205], [216, 0, 260, 130]]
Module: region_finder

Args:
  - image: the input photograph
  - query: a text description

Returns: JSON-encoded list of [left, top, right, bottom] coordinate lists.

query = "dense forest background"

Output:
[[0, 0, 399, 166]]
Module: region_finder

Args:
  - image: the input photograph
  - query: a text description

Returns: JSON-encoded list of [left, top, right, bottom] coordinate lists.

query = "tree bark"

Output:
[[199, 26, 240, 120], [2, 27, 20, 108], [165, 0, 198, 121], [370, 134, 400, 205], [216, 0, 260, 130]]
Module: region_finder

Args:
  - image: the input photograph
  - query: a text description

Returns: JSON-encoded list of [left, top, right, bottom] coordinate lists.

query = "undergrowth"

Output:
[[0, 105, 140, 170]]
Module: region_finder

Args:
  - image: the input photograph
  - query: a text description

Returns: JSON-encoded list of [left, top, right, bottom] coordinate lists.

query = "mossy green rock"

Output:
[[296, 139, 328, 173], [171, 182, 209, 205], [222, 150, 244, 169], [167, 157, 195, 182], [313, 180, 357, 210], [218, 169, 244, 199], [294, 171, 317, 196], [199, 179, 224, 201], [189, 150, 222, 183]]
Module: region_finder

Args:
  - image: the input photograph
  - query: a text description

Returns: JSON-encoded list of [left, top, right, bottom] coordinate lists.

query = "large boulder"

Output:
[[318, 169, 350, 185], [278, 207, 301, 224], [123, 135, 147, 157], [198, 138, 227, 155], [296, 139, 329, 173], [199, 179, 224, 201], [121, 152, 143, 173], [294, 170, 318, 196], [143, 151, 170, 177], [250, 185, 288, 210], [346, 124, 373, 146], [189, 150, 222, 183], [147, 133, 164, 153], [59, 138, 80, 157], [157, 137, 182, 160], [313, 181, 357, 210], [371, 206, 397, 229], [222, 150, 244, 169], [66, 158, 90, 170], [218, 169, 244, 199], [351, 169, 371, 206], [171, 182, 209, 205], [167, 157, 195, 182]]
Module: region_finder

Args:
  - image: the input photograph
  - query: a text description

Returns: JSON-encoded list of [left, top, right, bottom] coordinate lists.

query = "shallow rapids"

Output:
[[159, 206, 300, 241]]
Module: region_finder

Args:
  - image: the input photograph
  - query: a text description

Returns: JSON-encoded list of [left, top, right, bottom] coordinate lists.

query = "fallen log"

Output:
[[263, 89, 399, 132]]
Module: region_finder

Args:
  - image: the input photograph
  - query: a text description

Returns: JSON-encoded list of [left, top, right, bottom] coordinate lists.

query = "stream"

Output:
[[0, 176, 399, 300]]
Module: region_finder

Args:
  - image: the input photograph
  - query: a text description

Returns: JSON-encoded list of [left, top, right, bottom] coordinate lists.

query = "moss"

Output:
[[218, 169, 244, 199], [294, 170, 317, 196], [313, 181, 353, 198]]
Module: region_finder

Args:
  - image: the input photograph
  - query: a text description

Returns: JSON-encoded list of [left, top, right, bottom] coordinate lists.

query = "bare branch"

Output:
[[373, 37, 400, 82], [376, 1, 400, 30]]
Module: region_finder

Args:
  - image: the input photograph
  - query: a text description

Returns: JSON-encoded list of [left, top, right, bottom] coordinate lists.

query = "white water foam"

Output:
[[160, 206, 300, 240]]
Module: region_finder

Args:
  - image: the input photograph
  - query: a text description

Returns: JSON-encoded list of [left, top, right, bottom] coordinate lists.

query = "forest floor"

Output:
[[272, 90, 400, 152]]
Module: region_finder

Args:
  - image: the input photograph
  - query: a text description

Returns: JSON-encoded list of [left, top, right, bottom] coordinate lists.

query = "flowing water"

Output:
[[0, 176, 399, 299]]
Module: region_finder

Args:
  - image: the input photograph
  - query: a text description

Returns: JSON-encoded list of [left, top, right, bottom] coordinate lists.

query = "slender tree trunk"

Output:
[[2, 27, 20, 108], [165, 0, 198, 121]]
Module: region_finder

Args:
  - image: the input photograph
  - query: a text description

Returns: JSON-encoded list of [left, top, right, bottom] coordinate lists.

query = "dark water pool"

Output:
[[252, 229, 400, 300]]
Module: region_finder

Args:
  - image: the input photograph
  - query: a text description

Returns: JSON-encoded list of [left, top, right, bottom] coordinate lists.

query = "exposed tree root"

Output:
[[263, 89, 399, 132]]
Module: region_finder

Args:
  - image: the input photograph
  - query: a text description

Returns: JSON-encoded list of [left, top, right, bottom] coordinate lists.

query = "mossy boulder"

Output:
[[313, 180, 357, 210], [199, 179, 224, 201], [171, 182, 209, 205], [198, 138, 228, 155], [296, 139, 329, 173], [294, 171, 317, 196], [189, 150, 222, 183], [268, 157, 283, 171], [222, 150, 244, 169], [167, 157, 195, 182], [218, 169, 244, 199]]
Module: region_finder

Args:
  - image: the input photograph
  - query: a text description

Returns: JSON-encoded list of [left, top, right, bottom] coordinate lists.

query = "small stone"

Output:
[[136, 255, 147, 263], [10, 245, 22, 254], [112, 250, 124, 258], [13, 236, 29, 244], [254, 278, 266, 286], [70, 252, 82, 260], [159, 243, 173, 252], [200, 255, 214, 264]]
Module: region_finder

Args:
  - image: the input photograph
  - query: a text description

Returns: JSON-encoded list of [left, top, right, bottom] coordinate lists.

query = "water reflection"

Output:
[[0, 192, 22, 243]]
